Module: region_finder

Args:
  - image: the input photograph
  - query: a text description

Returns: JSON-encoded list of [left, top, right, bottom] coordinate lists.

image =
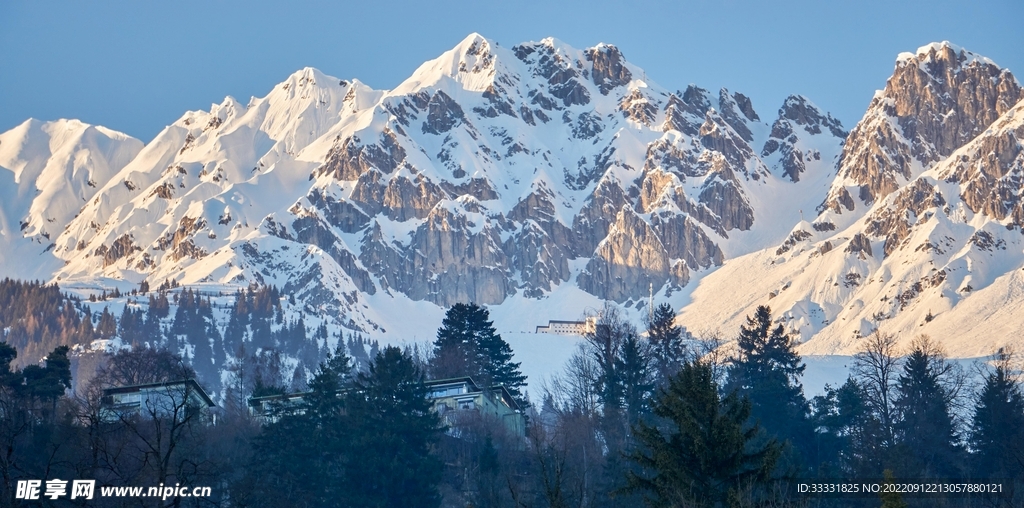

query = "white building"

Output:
[[535, 317, 597, 335]]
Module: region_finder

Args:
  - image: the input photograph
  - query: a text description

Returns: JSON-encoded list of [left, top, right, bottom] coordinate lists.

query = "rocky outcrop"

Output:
[[290, 214, 376, 293], [383, 174, 447, 221], [762, 96, 847, 182], [717, 89, 757, 142], [845, 232, 873, 259], [422, 90, 466, 135], [648, 212, 723, 269], [941, 100, 1024, 223], [865, 178, 947, 256], [620, 88, 659, 126], [572, 180, 629, 254], [359, 203, 513, 306], [823, 42, 1023, 212], [699, 109, 757, 173], [306, 189, 371, 234], [577, 206, 671, 302], [317, 130, 406, 180], [586, 45, 632, 95], [697, 176, 754, 232]]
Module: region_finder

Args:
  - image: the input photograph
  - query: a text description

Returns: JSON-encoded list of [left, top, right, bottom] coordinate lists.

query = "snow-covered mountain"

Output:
[[0, 119, 143, 280], [3, 35, 1021, 363], [679, 42, 1024, 356], [27, 34, 842, 335]]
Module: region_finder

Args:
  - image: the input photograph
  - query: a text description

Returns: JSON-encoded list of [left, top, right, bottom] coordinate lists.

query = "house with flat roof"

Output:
[[100, 379, 216, 423], [535, 317, 597, 335], [426, 377, 526, 438]]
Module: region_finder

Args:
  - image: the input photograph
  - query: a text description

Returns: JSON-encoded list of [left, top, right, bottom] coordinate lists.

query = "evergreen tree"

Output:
[[240, 343, 354, 508], [431, 303, 481, 379], [617, 332, 655, 429], [96, 306, 117, 339], [223, 290, 249, 352], [892, 340, 961, 477], [970, 349, 1024, 479], [118, 304, 144, 346], [647, 302, 686, 386], [304, 343, 351, 421], [343, 346, 444, 508], [624, 360, 781, 507], [811, 376, 882, 476], [430, 303, 527, 406], [724, 305, 812, 467]]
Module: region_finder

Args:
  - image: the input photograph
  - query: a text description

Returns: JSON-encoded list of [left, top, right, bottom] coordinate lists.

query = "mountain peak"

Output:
[[823, 42, 1023, 214], [396, 33, 503, 94], [897, 40, 998, 69]]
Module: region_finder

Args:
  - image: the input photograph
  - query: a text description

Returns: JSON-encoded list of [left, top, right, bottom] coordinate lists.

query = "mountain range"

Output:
[[2, 34, 1021, 365]]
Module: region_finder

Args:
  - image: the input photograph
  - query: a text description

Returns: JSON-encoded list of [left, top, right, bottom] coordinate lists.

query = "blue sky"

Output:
[[2, 0, 1021, 141]]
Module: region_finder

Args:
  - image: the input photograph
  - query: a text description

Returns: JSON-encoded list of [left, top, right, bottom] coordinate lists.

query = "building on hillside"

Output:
[[426, 377, 526, 438], [535, 317, 597, 335], [248, 391, 308, 422], [100, 379, 216, 423]]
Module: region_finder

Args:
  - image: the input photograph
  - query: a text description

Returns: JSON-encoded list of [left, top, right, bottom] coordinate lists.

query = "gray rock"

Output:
[[577, 206, 669, 302], [586, 45, 632, 95]]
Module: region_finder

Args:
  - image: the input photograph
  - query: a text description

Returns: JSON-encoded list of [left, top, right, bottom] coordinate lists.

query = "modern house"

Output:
[[100, 379, 216, 423], [426, 377, 526, 438]]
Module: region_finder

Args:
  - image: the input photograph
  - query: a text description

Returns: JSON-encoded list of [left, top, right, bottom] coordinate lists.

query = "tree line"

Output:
[[1, 278, 1023, 507]]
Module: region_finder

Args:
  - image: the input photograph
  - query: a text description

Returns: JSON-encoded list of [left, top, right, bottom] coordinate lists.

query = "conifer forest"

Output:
[[1, 278, 1023, 508]]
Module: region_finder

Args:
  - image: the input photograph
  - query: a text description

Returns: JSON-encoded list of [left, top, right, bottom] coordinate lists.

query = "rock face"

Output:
[[822, 42, 1023, 214]]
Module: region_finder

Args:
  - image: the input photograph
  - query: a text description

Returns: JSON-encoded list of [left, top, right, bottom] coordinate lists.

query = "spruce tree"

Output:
[[617, 333, 655, 428], [647, 302, 686, 385], [431, 303, 480, 379], [624, 360, 781, 507], [725, 305, 812, 467], [343, 346, 444, 508], [892, 342, 961, 477], [431, 303, 527, 407], [969, 350, 1024, 478]]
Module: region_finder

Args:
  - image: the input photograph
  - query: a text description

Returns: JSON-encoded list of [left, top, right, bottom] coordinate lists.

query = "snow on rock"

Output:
[[0, 119, 142, 279]]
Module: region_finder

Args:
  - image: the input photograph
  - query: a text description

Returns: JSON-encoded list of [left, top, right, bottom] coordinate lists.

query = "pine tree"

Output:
[[969, 349, 1024, 478], [892, 340, 961, 477], [647, 302, 686, 386], [624, 360, 781, 507], [617, 333, 655, 428], [725, 305, 812, 467], [343, 346, 444, 508], [430, 303, 527, 407]]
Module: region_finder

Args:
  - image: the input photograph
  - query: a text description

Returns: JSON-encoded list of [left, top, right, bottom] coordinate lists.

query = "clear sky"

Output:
[[2, 0, 1021, 142]]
